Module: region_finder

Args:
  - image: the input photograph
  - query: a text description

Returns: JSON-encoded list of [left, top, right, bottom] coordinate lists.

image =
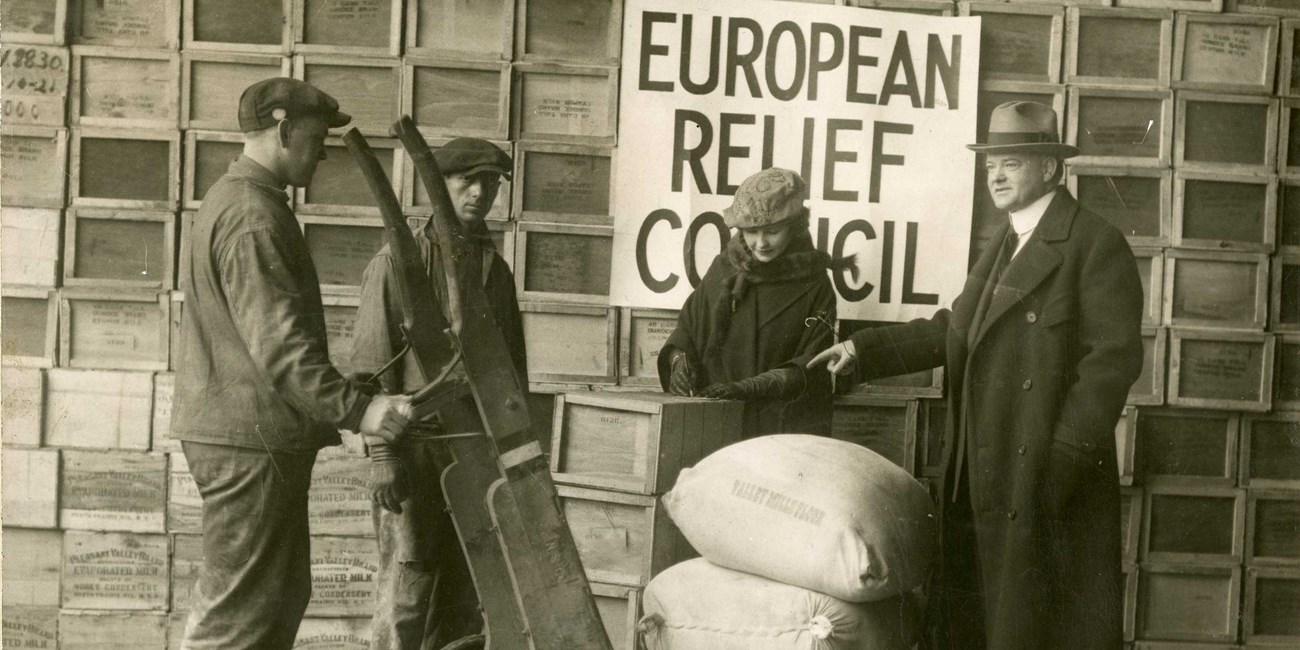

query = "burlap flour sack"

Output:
[[639, 558, 922, 650], [661, 434, 937, 602]]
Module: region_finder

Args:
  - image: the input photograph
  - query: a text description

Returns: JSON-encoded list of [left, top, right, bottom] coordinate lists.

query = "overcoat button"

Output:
[[1026, 311, 1037, 323], [1007, 510, 1017, 520], [1018, 445, 1026, 455], [1022, 379, 1032, 390]]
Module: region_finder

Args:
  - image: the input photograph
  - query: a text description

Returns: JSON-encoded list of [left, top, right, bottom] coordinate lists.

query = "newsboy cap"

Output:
[[238, 78, 351, 132], [434, 137, 513, 181], [723, 167, 808, 229], [966, 101, 1079, 159]]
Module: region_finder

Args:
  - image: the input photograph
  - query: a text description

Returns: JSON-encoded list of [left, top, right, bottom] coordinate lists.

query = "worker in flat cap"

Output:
[[173, 77, 414, 650], [810, 101, 1143, 649], [350, 137, 523, 649], [660, 167, 853, 438]]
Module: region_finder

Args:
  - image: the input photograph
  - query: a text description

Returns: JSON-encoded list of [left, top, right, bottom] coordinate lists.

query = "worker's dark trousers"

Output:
[[180, 441, 317, 650], [371, 439, 482, 650]]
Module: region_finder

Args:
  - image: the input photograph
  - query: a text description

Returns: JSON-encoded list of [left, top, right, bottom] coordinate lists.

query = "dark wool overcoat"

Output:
[[657, 249, 836, 438], [848, 187, 1143, 649]]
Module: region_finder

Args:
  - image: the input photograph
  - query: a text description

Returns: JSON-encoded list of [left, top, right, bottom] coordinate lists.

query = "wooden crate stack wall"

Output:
[[5, 1, 1300, 649]]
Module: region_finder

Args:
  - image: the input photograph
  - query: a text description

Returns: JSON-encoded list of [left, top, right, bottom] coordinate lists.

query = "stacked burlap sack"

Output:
[[638, 435, 938, 649]]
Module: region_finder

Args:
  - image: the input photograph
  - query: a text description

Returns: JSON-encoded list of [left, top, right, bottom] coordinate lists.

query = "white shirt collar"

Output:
[[1008, 189, 1056, 238]]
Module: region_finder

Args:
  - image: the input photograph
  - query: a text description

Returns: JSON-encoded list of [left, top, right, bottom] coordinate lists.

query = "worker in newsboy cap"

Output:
[[809, 101, 1144, 649], [350, 135, 523, 649], [172, 77, 413, 649], [657, 166, 852, 439]]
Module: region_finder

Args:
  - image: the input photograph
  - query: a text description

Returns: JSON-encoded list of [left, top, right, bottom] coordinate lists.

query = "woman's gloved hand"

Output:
[[668, 351, 698, 396]]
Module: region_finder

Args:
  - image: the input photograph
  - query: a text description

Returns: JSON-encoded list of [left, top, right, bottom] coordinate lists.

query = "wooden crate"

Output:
[[166, 452, 200, 534], [151, 372, 178, 453], [299, 216, 385, 294], [1280, 100, 1300, 175], [59, 450, 167, 533], [400, 135, 513, 220], [1129, 327, 1167, 406], [1, 0, 68, 45], [2, 366, 45, 447], [1, 605, 58, 649], [305, 535, 379, 617], [557, 484, 693, 587], [513, 142, 613, 225], [296, 135, 402, 216], [1137, 563, 1241, 642], [0, 44, 70, 127], [488, 218, 517, 271], [181, 51, 289, 130], [1135, 407, 1238, 486], [42, 368, 153, 450], [1276, 336, 1300, 410], [1173, 13, 1280, 95], [957, 3, 1065, 84], [1142, 484, 1245, 563], [1246, 489, 1300, 566], [307, 454, 372, 536], [617, 307, 678, 388], [521, 302, 618, 385], [2, 286, 59, 368], [2, 528, 62, 607], [528, 382, 591, 452], [1244, 567, 1300, 645], [1, 207, 62, 286], [2, 127, 68, 209], [1240, 413, 1300, 488], [402, 57, 510, 140], [1115, 407, 1137, 484], [59, 289, 170, 371], [1064, 7, 1173, 87], [831, 396, 920, 473], [515, 222, 613, 303], [182, 130, 244, 209], [170, 533, 202, 612], [62, 208, 175, 291], [167, 291, 184, 372], [1123, 563, 1138, 642], [1282, 178, 1300, 257], [60, 530, 169, 610], [404, 0, 513, 60], [513, 63, 618, 145], [1065, 167, 1171, 247], [1161, 250, 1268, 330], [515, 0, 622, 65], [1273, 255, 1300, 332], [1114, 0, 1220, 10], [293, 54, 400, 136], [292, 0, 401, 56], [1128, 248, 1166, 326], [549, 391, 743, 494], [1066, 87, 1171, 167], [182, 0, 292, 54], [1121, 485, 1142, 563], [321, 293, 360, 378], [70, 46, 179, 129], [58, 610, 167, 649], [592, 582, 641, 650], [293, 618, 372, 649], [70, 127, 180, 210], [849, 0, 957, 15], [1173, 171, 1277, 253], [1230, 0, 1300, 14], [1168, 329, 1274, 412], [1175, 93, 1279, 174], [69, 0, 178, 48], [917, 399, 949, 478], [1282, 21, 1300, 97], [1, 448, 60, 529]]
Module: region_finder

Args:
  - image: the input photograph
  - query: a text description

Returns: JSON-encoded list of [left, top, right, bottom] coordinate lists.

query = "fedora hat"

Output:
[[966, 101, 1079, 158]]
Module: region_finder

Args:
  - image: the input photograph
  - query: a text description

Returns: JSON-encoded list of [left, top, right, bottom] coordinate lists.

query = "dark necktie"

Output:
[[997, 229, 1020, 280]]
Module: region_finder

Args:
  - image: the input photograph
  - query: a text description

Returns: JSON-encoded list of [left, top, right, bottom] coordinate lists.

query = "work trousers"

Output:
[[179, 441, 317, 650], [372, 439, 482, 650]]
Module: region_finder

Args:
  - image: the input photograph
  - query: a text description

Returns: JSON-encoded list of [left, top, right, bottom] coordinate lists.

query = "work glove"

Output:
[[668, 351, 698, 397], [368, 443, 410, 515], [699, 366, 805, 401]]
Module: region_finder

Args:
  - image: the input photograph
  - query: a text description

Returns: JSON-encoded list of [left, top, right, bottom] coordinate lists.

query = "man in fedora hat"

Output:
[[809, 101, 1143, 649]]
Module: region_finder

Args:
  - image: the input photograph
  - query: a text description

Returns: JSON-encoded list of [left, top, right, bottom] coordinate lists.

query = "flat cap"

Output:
[[723, 168, 808, 229], [238, 77, 351, 132], [434, 137, 513, 181]]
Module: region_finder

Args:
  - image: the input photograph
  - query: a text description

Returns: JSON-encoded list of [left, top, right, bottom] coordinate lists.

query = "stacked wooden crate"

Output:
[[547, 391, 744, 648]]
